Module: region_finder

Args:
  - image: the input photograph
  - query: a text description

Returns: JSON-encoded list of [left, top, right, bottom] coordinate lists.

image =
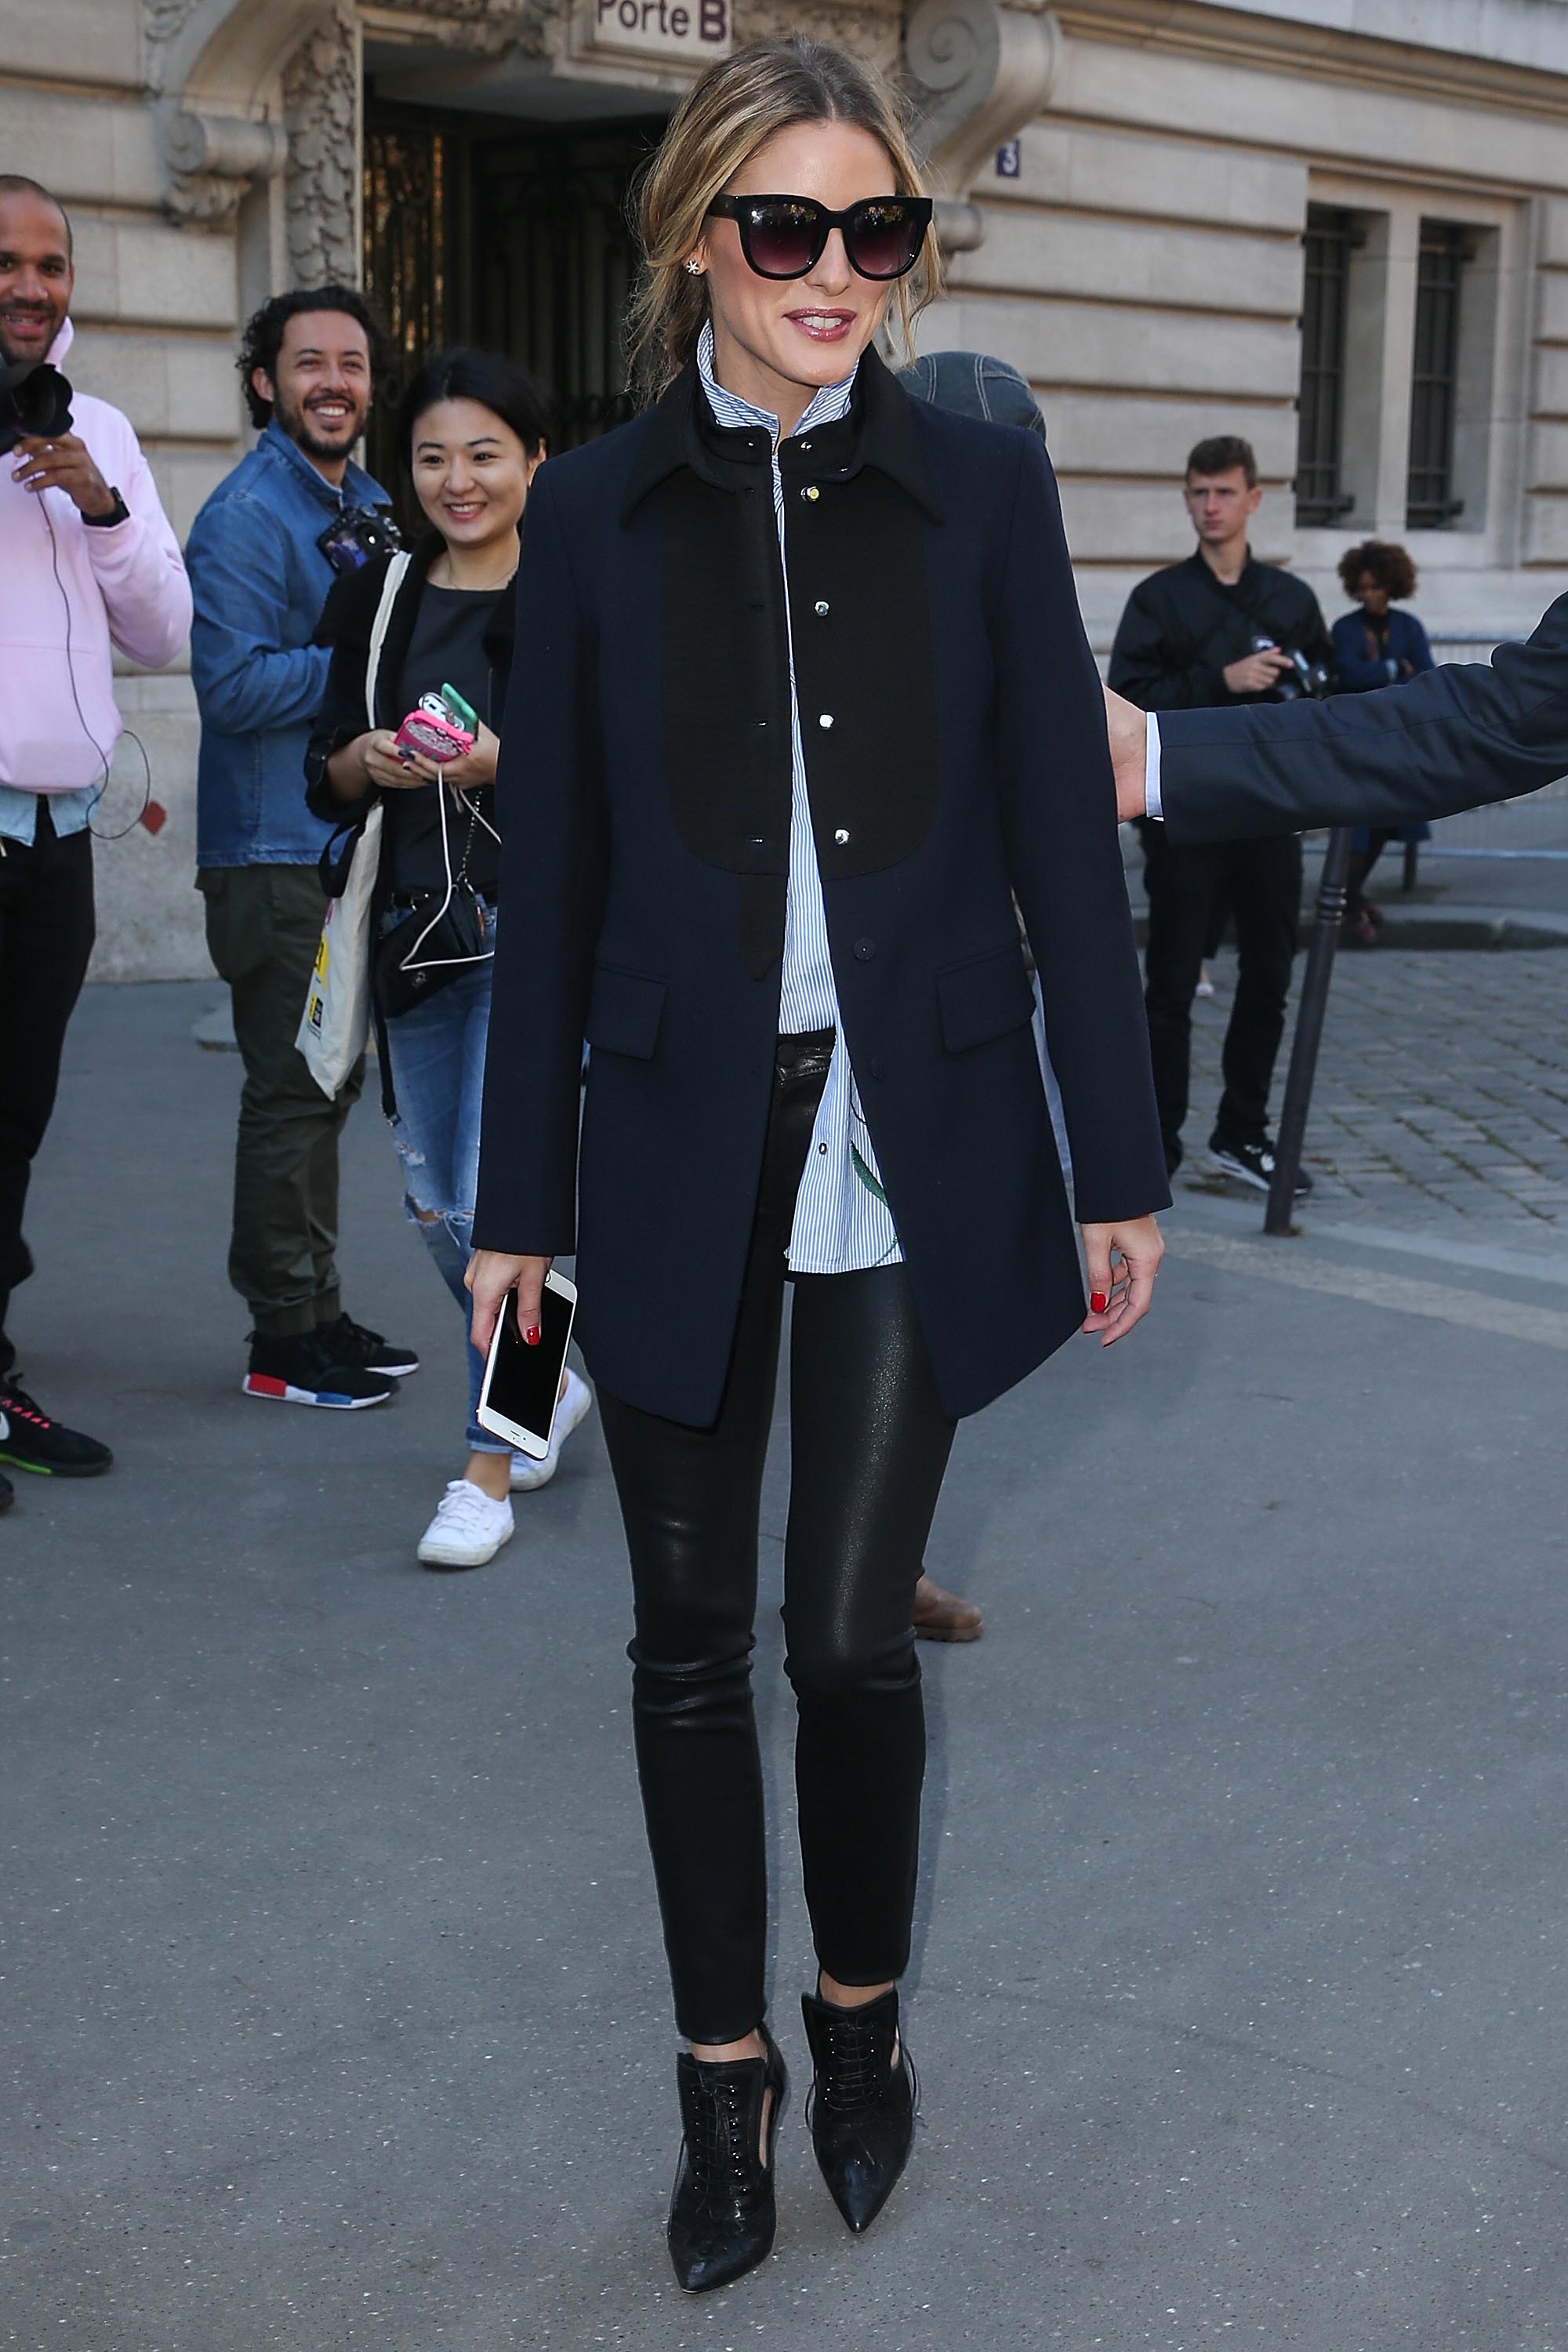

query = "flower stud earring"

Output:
[[684, 259, 701, 275]]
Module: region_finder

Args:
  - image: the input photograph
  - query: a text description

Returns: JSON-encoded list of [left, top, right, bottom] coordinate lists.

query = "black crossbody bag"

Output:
[[373, 779, 496, 1018]]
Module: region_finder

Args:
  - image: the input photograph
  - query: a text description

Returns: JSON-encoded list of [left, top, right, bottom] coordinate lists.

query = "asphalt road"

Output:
[[4, 979, 1567, 2351]]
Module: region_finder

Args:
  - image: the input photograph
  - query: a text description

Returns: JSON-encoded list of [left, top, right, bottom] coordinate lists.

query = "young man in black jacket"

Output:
[[1109, 435, 1334, 1190]]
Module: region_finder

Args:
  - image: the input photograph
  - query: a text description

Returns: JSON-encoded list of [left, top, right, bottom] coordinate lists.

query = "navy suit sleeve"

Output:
[[1159, 593, 1568, 843], [473, 470, 608, 1257], [995, 437, 1171, 1224]]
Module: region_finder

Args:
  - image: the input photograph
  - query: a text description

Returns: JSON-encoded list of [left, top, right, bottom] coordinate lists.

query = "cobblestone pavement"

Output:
[[1184, 946, 1568, 1227]]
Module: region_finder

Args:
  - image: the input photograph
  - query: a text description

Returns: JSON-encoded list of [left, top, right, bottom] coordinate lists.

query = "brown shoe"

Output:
[[913, 1573, 983, 1642]]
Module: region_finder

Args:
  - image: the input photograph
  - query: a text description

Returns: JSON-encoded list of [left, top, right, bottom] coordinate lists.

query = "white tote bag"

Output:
[[297, 552, 410, 1098]]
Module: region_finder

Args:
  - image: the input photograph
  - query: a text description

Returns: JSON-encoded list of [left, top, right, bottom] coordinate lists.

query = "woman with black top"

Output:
[[306, 351, 591, 1569], [466, 41, 1169, 2292]]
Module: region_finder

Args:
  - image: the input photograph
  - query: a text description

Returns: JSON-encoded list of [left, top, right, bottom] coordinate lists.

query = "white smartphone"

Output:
[[476, 1268, 578, 1457]]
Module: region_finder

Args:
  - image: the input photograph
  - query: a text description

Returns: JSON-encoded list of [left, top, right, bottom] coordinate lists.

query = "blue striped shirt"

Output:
[[697, 325, 902, 1274]]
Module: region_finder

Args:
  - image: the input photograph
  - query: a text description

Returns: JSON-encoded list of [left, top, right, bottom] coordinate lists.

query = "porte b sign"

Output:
[[578, 0, 732, 64]]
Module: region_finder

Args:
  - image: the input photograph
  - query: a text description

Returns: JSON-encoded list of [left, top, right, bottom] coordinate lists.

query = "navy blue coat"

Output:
[[474, 352, 1169, 1426], [1330, 604, 1434, 694]]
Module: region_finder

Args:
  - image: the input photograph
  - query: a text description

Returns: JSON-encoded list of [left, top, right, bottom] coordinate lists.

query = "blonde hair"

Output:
[[628, 38, 939, 398]]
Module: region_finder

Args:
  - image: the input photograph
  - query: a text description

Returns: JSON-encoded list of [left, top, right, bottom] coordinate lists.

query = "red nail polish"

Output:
[[524, 1326, 541, 1345], [1090, 1292, 1108, 1312]]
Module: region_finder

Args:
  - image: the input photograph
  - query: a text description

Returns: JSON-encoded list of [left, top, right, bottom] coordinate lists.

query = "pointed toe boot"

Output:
[[666, 2026, 788, 2294], [800, 1986, 916, 2234]]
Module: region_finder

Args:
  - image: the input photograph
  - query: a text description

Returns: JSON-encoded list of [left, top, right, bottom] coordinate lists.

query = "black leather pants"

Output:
[[597, 1034, 957, 2044]]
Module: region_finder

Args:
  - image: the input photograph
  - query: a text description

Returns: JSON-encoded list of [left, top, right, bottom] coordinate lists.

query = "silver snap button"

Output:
[[818, 713, 834, 729], [834, 827, 850, 844], [802, 485, 819, 502], [815, 601, 829, 616]]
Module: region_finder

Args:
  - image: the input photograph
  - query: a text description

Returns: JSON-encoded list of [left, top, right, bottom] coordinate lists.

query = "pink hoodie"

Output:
[[0, 320, 191, 789]]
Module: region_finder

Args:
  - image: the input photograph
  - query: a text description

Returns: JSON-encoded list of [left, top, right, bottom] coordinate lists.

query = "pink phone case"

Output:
[[395, 704, 474, 764]]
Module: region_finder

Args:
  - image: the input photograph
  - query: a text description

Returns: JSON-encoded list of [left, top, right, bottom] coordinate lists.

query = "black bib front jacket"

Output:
[[473, 350, 1170, 1426]]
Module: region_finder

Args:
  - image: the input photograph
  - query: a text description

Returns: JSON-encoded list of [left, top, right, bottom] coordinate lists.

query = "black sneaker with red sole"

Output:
[[0, 1380, 114, 1476], [243, 1327, 397, 1410], [316, 1312, 420, 1378]]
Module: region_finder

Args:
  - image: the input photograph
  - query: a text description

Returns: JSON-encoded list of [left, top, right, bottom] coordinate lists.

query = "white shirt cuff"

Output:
[[1145, 713, 1163, 822]]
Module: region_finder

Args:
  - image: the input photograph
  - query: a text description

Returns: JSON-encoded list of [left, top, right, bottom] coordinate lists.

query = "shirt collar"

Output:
[[620, 339, 941, 524], [261, 416, 385, 511], [695, 319, 858, 445]]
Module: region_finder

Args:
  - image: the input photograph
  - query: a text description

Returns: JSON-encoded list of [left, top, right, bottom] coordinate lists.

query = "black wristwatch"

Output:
[[82, 488, 131, 528]]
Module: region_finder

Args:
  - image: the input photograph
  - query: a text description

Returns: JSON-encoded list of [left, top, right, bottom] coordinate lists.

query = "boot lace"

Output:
[[815, 2008, 884, 2113]]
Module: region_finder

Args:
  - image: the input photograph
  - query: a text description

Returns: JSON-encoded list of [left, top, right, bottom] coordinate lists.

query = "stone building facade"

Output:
[[5, 0, 1568, 977]]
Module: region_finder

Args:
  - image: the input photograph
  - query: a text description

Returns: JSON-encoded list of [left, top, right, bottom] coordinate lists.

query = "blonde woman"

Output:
[[467, 38, 1167, 2292]]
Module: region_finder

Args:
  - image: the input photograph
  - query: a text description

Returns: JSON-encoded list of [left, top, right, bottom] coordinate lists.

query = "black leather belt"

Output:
[[776, 1029, 835, 1087]]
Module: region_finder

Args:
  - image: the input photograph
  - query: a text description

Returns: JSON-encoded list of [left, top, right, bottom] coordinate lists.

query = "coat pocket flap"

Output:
[[935, 943, 1035, 1054], [584, 964, 667, 1060]]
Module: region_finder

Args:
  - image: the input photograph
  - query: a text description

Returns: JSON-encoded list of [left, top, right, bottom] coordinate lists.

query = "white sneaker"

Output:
[[417, 1478, 515, 1570], [510, 1367, 594, 1492]]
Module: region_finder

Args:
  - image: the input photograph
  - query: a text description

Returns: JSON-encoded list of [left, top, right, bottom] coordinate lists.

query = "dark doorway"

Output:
[[362, 100, 667, 499]]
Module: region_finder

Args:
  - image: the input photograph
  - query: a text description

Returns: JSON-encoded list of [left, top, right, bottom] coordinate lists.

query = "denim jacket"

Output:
[[187, 422, 389, 866]]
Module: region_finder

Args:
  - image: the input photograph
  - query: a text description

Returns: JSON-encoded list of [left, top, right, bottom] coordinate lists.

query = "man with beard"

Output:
[[0, 174, 190, 1508], [188, 289, 416, 1410]]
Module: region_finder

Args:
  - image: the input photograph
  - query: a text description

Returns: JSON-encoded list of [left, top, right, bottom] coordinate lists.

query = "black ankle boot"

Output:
[[666, 2025, 788, 2294], [800, 1986, 916, 2234]]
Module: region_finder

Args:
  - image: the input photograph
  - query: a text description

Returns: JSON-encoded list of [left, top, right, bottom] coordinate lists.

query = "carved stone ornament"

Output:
[[284, 2, 362, 286], [143, 0, 204, 52], [735, 0, 901, 70], [905, 0, 1060, 252], [361, 0, 554, 56], [144, 0, 303, 223]]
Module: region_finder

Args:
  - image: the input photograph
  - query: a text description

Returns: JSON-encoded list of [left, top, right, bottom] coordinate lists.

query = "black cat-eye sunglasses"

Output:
[[705, 194, 933, 282]]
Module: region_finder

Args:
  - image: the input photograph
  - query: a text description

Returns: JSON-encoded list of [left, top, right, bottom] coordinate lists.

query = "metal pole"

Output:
[[1265, 825, 1354, 1236]]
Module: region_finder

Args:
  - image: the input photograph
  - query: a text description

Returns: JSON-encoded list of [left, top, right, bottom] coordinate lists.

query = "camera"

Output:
[[1251, 633, 1332, 703], [0, 358, 74, 457], [316, 505, 403, 575]]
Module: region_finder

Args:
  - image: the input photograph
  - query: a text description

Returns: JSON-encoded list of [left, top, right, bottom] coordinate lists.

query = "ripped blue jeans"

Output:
[[381, 904, 504, 1454]]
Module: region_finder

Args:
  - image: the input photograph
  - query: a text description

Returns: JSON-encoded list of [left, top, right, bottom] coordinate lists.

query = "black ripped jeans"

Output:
[[597, 1034, 957, 2045]]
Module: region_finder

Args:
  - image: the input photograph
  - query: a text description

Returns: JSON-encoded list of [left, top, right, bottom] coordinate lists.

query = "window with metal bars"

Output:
[[1406, 222, 1470, 528], [1295, 207, 1357, 525]]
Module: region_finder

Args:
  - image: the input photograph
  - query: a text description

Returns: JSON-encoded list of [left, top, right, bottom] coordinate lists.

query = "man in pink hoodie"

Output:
[[0, 175, 191, 1510]]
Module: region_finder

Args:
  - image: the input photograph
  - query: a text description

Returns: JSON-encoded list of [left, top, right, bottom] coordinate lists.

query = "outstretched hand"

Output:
[[1102, 684, 1149, 825], [1080, 1215, 1163, 1345]]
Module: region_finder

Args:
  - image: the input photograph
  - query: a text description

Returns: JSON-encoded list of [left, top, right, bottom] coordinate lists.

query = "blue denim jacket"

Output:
[[187, 422, 389, 867]]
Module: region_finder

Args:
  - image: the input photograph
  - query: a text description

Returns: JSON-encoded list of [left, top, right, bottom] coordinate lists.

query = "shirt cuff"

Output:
[[1145, 712, 1163, 822]]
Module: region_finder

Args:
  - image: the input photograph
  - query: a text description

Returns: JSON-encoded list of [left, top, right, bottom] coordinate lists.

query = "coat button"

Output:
[[818, 713, 834, 729], [854, 938, 875, 960], [801, 485, 820, 502], [814, 600, 829, 616], [868, 1057, 886, 1080], [833, 827, 850, 845]]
